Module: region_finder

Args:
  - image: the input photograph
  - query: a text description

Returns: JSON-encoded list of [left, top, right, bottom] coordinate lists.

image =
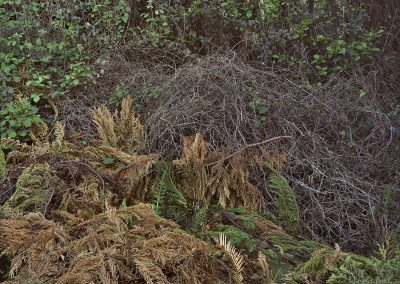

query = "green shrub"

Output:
[[0, 96, 42, 140], [0, 0, 131, 140]]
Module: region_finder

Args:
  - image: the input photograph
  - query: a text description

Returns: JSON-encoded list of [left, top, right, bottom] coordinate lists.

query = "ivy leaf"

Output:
[[32, 116, 42, 124]]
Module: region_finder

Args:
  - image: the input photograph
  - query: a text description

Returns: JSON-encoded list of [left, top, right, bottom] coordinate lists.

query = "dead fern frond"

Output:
[[173, 134, 208, 203], [1, 203, 223, 283], [60, 175, 107, 218], [218, 233, 244, 284], [0, 147, 6, 176], [133, 257, 168, 284], [91, 104, 118, 148], [91, 97, 144, 155], [258, 252, 271, 284], [115, 153, 158, 202], [116, 96, 144, 154], [182, 133, 207, 164], [266, 150, 287, 172], [29, 122, 49, 145], [51, 121, 65, 151], [252, 215, 288, 239], [173, 134, 263, 211], [207, 152, 264, 211]]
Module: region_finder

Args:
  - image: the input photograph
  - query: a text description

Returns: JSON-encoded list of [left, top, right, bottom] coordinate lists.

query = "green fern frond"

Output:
[[168, 176, 188, 208], [191, 206, 208, 232], [268, 170, 300, 234], [152, 161, 188, 219], [153, 163, 170, 215]]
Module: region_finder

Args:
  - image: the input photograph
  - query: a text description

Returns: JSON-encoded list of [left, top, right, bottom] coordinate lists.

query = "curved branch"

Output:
[[205, 135, 293, 167]]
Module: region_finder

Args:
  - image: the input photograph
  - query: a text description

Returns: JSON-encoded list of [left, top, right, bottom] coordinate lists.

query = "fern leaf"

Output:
[[268, 170, 300, 233], [218, 233, 244, 284], [190, 206, 208, 232], [51, 121, 65, 151], [153, 164, 169, 215], [152, 161, 188, 218]]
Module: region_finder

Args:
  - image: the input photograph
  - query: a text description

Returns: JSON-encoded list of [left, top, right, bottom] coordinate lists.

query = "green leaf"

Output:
[[24, 42, 33, 49], [102, 156, 115, 165], [359, 90, 366, 97], [2, 65, 11, 73], [40, 55, 52, 63], [18, 129, 27, 137], [6, 129, 17, 138], [23, 118, 32, 127], [246, 10, 252, 18], [257, 105, 268, 114], [31, 93, 41, 103], [0, 147, 6, 177], [32, 116, 42, 124]]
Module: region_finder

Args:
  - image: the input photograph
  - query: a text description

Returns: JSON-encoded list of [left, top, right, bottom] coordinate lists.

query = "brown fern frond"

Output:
[[115, 154, 158, 202], [91, 97, 144, 155], [265, 150, 287, 172], [207, 152, 264, 211], [1, 203, 220, 283], [172, 133, 208, 203], [218, 233, 244, 284], [30, 122, 49, 144], [173, 133, 264, 211], [91, 105, 118, 148], [182, 133, 207, 164], [258, 252, 271, 284], [116, 96, 144, 154], [51, 121, 65, 151]]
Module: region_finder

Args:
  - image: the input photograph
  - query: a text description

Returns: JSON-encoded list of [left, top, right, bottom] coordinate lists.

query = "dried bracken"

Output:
[[173, 133, 265, 211], [258, 252, 271, 284], [1, 89, 399, 283], [218, 233, 244, 284], [91, 96, 144, 154], [0, 204, 223, 283]]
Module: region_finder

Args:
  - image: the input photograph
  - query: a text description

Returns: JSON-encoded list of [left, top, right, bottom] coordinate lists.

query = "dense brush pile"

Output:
[[1, 98, 399, 283], [72, 53, 400, 253]]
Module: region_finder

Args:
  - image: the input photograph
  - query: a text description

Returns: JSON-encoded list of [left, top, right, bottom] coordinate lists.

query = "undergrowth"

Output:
[[0, 1, 399, 283], [0, 98, 398, 283]]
